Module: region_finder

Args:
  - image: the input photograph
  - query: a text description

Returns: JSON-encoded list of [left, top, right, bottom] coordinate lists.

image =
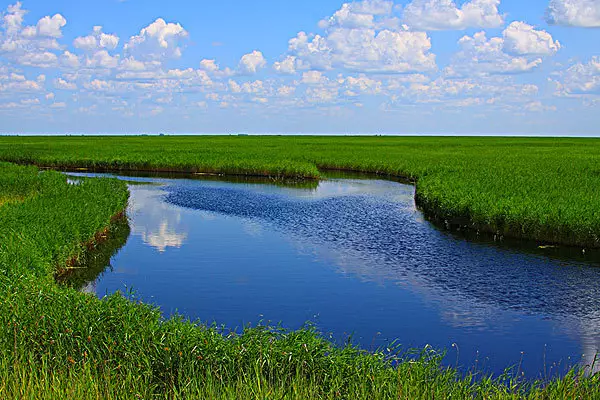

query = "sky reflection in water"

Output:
[[69, 174, 600, 378]]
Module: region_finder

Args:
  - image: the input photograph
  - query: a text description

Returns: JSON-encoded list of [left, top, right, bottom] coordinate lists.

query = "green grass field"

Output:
[[1, 135, 599, 247], [1, 140, 600, 398]]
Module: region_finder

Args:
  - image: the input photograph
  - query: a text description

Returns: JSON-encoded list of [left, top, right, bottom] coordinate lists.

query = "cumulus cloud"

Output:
[[34, 14, 66, 38], [60, 51, 80, 68], [280, 1, 437, 74], [277, 85, 296, 97], [119, 56, 149, 72], [319, 0, 395, 29], [305, 86, 339, 103], [0, 68, 43, 92], [287, 29, 436, 74], [447, 23, 559, 77], [124, 18, 188, 61], [2, 2, 26, 36], [301, 70, 328, 85], [449, 32, 540, 75], [199, 59, 234, 78], [54, 77, 77, 90], [524, 101, 556, 112], [273, 55, 298, 74], [546, 0, 600, 28], [552, 57, 600, 96], [228, 79, 241, 93], [402, 0, 504, 30], [199, 59, 219, 72], [74, 26, 119, 52], [343, 75, 383, 95], [0, 0, 571, 122], [238, 50, 266, 74], [502, 22, 560, 56], [385, 75, 540, 110], [0, 2, 66, 68], [17, 51, 58, 68], [84, 49, 119, 69]]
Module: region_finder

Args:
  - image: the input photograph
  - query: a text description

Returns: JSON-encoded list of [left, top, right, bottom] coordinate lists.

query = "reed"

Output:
[[1, 135, 600, 247], [0, 160, 599, 399]]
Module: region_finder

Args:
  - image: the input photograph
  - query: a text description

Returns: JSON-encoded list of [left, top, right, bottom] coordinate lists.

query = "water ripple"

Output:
[[165, 181, 600, 320]]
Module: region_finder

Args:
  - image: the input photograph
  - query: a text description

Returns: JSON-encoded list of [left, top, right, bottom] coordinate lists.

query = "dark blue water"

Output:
[[68, 173, 600, 379]]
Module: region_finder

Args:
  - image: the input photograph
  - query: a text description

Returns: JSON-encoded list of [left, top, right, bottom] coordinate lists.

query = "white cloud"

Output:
[[524, 101, 556, 112], [305, 86, 339, 103], [288, 29, 436, 73], [446, 26, 560, 77], [252, 97, 268, 104], [546, 0, 600, 28], [402, 0, 504, 30], [167, 68, 212, 83], [445, 22, 560, 77], [502, 22, 560, 56], [74, 26, 119, 52], [35, 14, 66, 38], [0, 0, 570, 122], [83, 79, 132, 94], [119, 56, 149, 71], [344, 75, 383, 94], [60, 51, 80, 68], [124, 18, 188, 61], [84, 49, 119, 69], [113, 66, 214, 87], [18, 51, 58, 68], [50, 101, 66, 108], [277, 85, 296, 97], [0, 70, 43, 92], [199, 59, 234, 78], [552, 57, 600, 96], [206, 93, 220, 101], [20, 98, 39, 105], [301, 70, 327, 85], [0, 101, 24, 109], [320, 0, 394, 29], [54, 77, 77, 90], [240, 80, 265, 94], [273, 55, 297, 74], [2, 2, 26, 36], [0, 3, 66, 68], [199, 59, 219, 72], [283, 1, 436, 74], [228, 79, 241, 93], [387, 75, 540, 109], [238, 50, 266, 74]]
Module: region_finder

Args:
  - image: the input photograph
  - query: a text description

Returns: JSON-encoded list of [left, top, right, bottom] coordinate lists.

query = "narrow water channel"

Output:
[[64, 172, 600, 379]]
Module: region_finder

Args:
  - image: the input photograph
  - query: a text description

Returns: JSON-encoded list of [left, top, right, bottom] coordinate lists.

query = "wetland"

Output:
[[64, 172, 600, 379]]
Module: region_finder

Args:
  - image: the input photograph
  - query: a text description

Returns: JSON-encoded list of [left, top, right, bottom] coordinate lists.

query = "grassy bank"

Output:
[[1, 135, 599, 247], [0, 161, 600, 398]]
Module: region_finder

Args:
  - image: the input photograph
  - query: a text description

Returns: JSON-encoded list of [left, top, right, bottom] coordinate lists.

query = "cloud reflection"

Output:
[[129, 186, 188, 253], [166, 177, 600, 370]]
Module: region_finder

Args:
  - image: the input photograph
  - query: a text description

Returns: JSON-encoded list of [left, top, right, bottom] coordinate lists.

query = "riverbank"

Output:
[[1, 136, 599, 248], [1, 161, 600, 398]]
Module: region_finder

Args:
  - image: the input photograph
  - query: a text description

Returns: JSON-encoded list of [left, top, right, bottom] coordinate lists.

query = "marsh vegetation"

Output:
[[1, 136, 600, 398], [2, 135, 600, 247]]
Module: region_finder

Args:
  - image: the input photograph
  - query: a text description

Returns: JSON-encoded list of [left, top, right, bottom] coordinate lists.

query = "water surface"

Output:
[[66, 173, 600, 378]]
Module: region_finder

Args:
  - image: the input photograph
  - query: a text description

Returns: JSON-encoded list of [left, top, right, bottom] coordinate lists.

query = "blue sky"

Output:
[[0, 0, 599, 134]]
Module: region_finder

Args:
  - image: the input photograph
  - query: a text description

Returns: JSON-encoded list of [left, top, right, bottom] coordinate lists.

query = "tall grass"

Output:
[[1, 136, 600, 246], [1, 161, 600, 398]]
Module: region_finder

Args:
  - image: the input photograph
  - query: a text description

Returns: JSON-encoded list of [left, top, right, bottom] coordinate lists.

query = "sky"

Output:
[[0, 0, 599, 135]]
